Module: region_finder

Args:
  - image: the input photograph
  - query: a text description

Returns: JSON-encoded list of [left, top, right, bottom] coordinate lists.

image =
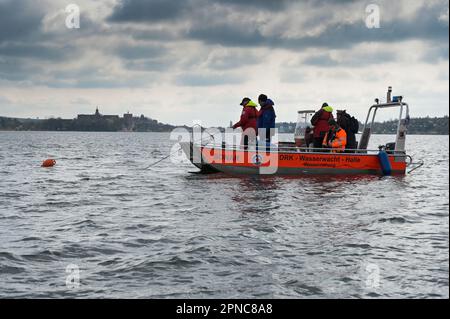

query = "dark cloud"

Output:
[[0, 43, 75, 61], [43, 74, 153, 89], [37, 63, 156, 88], [211, 0, 293, 11], [0, 0, 44, 43], [108, 0, 448, 51], [113, 44, 172, 72], [189, 12, 448, 51], [364, 3, 449, 43], [0, 58, 41, 82], [187, 24, 266, 47], [72, 77, 152, 89], [186, 1, 449, 50], [129, 28, 179, 41], [302, 51, 398, 68], [351, 51, 398, 66], [115, 44, 167, 60], [176, 73, 244, 86], [0, 0, 448, 90], [124, 58, 172, 72], [0, 1, 97, 66], [302, 54, 338, 67], [108, 0, 293, 24], [206, 52, 263, 70], [108, 0, 189, 23]]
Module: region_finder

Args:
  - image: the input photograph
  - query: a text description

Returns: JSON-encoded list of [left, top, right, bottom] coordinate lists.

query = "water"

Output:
[[0, 132, 448, 298]]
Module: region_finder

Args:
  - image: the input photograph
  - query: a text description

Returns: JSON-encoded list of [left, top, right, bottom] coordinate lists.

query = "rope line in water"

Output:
[[144, 125, 220, 170]]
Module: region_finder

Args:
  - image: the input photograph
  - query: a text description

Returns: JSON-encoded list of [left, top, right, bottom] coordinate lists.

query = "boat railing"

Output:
[[359, 99, 409, 152], [195, 142, 407, 156]]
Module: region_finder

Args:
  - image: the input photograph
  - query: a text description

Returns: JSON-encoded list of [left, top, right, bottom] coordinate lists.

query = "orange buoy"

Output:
[[42, 159, 56, 167]]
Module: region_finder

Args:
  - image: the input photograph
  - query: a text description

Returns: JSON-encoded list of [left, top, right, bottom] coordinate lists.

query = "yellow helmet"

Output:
[[246, 100, 257, 107]]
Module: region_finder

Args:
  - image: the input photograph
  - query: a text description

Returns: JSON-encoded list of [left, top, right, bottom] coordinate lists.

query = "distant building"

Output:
[[77, 107, 119, 121], [123, 112, 134, 131]]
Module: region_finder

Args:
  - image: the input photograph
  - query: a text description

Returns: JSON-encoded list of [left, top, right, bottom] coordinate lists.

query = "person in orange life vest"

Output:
[[232, 97, 258, 149], [322, 119, 347, 152]]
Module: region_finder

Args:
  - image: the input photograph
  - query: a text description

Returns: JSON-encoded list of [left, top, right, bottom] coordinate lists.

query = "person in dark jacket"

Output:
[[337, 110, 359, 151], [257, 94, 276, 145], [233, 97, 258, 149], [311, 103, 334, 149]]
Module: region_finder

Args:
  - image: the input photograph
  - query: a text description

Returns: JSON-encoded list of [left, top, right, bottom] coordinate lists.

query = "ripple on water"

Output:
[[0, 265, 26, 274], [0, 132, 448, 298], [378, 217, 408, 224]]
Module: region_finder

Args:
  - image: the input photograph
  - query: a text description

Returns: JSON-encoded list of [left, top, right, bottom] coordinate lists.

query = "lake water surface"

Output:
[[0, 132, 448, 298]]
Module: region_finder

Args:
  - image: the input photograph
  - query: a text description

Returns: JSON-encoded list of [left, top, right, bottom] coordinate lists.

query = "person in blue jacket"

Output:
[[257, 94, 276, 144]]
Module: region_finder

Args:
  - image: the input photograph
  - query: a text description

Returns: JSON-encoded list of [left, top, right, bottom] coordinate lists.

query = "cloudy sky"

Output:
[[0, 0, 448, 126]]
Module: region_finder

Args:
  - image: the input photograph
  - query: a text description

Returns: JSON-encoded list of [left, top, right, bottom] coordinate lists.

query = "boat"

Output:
[[180, 87, 422, 176]]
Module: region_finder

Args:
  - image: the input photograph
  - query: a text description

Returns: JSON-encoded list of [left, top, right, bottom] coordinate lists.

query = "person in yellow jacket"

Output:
[[232, 97, 258, 149], [322, 119, 347, 152]]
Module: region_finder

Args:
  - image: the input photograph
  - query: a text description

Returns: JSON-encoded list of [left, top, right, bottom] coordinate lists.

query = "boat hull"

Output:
[[181, 143, 407, 176]]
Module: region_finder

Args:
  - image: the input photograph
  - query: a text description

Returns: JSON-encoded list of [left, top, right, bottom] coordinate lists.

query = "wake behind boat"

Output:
[[180, 88, 423, 176]]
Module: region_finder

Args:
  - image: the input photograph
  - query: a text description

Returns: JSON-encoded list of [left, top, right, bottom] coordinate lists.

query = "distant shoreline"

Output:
[[1, 115, 448, 135], [0, 130, 447, 136]]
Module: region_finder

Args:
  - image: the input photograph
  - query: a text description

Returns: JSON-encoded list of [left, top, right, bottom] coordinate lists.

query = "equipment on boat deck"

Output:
[[179, 87, 423, 176], [377, 150, 392, 176], [294, 110, 315, 148]]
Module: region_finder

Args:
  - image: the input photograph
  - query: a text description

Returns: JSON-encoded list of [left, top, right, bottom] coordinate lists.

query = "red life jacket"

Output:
[[234, 106, 258, 133], [312, 109, 334, 138]]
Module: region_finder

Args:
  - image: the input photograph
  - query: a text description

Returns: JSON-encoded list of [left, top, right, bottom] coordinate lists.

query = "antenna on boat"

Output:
[[387, 86, 392, 103]]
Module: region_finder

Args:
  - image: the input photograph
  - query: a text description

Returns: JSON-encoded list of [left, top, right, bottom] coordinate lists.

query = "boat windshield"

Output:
[[294, 110, 315, 139]]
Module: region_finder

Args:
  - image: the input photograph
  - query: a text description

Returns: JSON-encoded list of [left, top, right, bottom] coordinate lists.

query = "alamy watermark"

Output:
[[66, 264, 80, 289], [364, 263, 381, 289], [65, 4, 80, 29], [365, 4, 381, 29], [62, 4, 381, 31], [169, 122, 280, 174]]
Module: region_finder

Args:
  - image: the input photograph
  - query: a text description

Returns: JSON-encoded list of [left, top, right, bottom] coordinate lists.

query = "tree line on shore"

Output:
[[277, 116, 449, 135], [0, 115, 448, 135], [0, 116, 177, 132]]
